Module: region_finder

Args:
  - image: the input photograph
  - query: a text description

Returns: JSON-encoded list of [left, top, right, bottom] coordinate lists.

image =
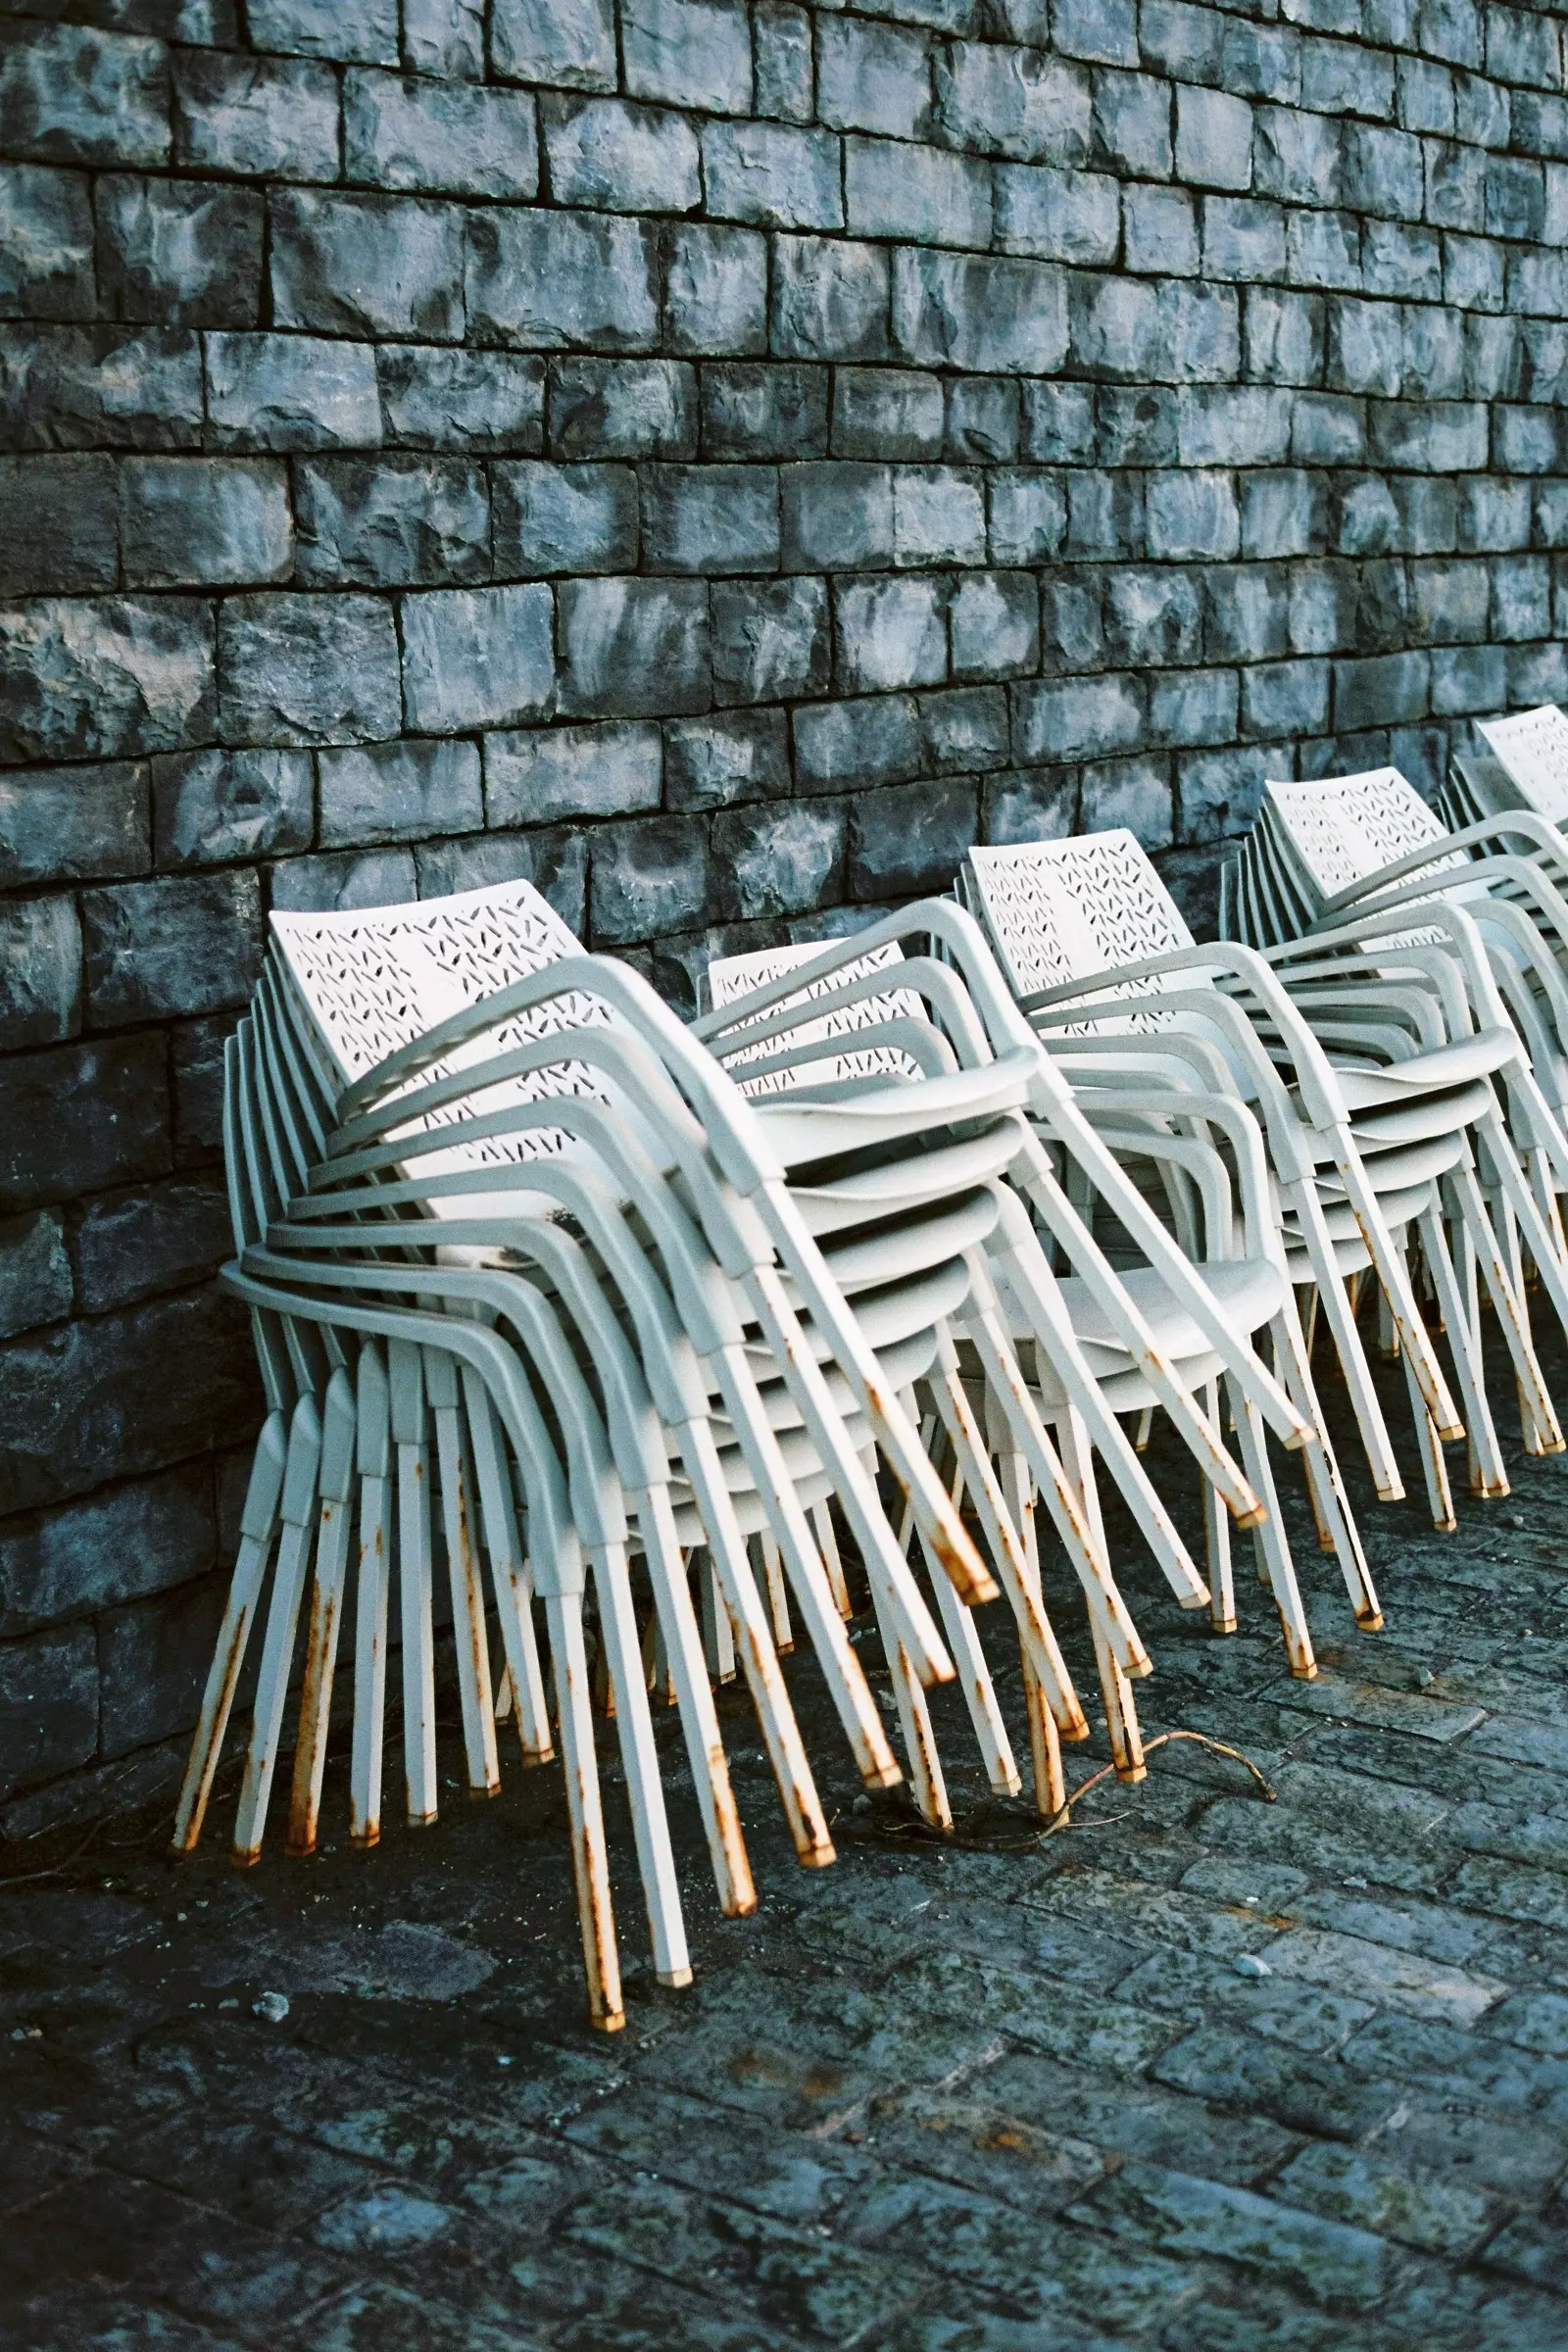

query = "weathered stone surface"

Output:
[[96, 174, 264, 328], [893, 250, 1069, 374], [466, 208, 659, 350], [547, 97, 701, 215], [270, 192, 466, 342], [246, 0, 398, 63], [643, 465, 780, 573], [318, 736, 481, 845], [0, 1465, 214, 1636], [172, 50, 340, 180], [99, 1572, 233, 1759], [120, 458, 292, 587], [0, 598, 215, 765], [663, 710, 789, 811], [218, 592, 400, 747], [485, 719, 662, 828], [0, 164, 96, 321], [665, 222, 768, 356], [0, 454, 117, 594], [377, 344, 543, 451], [0, 324, 205, 451], [621, 0, 752, 116], [152, 747, 311, 869], [0, 896, 82, 1051], [344, 70, 538, 198], [589, 811, 710, 942], [557, 577, 710, 716], [400, 584, 554, 732], [491, 0, 616, 90], [711, 794, 846, 918], [0, 24, 169, 169], [0, 1036, 171, 1214], [0, 1210, 71, 1345], [293, 456, 488, 586], [492, 460, 638, 574], [80, 870, 263, 1026], [0, 1624, 96, 1790], [206, 331, 382, 450], [548, 357, 696, 459], [711, 575, 829, 705], [74, 1176, 231, 1316]]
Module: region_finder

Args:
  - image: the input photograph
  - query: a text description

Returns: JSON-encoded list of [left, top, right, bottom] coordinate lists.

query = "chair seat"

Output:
[[752, 1054, 1032, 1164]]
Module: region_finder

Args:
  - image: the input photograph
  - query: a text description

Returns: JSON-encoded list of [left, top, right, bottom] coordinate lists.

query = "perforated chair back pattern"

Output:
[[1261, 770, 1465, 908], [1476, 705, 1568, 823], [703, 937, 925, 1092], [961, 831, 1195, 1035]]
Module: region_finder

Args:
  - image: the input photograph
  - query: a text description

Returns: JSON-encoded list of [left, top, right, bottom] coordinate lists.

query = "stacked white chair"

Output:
[[1443, 704, 1568, 829]]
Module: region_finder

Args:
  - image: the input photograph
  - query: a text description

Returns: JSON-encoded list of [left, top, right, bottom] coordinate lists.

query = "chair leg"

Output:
[[1226, 1378, 1317, 1680], [396, 1430, 438, 1827], [286, 1372, 359, 1857], [1200, 1376, 1236, 1634], [461, 1369, 554, 1766], [233, 1396, 324, 1863], [998, 1445, 1068, 1815], [590, 1541, 692, 1988], [1453, 1150, 1567, 1455], [1419, 1203, 1508, 1498], [349, 1468, 391, 1848], [542, 1591, 624, 2033], [811, 1501, 854, 1618], [432, 1397, 500, 1798], [1269, 1300, 1382, 1631], [1289, 1183, 1404, 1500], [868, 1578, 952, 1831]]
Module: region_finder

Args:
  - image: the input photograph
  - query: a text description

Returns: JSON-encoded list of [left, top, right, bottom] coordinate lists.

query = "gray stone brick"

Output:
[[1069, 274, 1163, 379], [0, 597, 215, 766], [1177, 385, 1292, 466], [466, 208, 659, 351], [1245, 287, 1325, 385], [1053, 0, 1138, 69], [772, 236, 890, 362], [1430, 639, 1509, 712], [1203, 561, 1289, 662], [152, 746, 312, 868], [996, 165, 1119, 264], [1327, 300, 1402, 396], [1488, 4, 1561, 89], [1098, 386, 1177, 464], [1177, 743, 1265, 840], [1370, 399, 1487, 472], [663, 710, 788, 810], [548, 98, 701, 216], [589, 812, 710, 944], [1139, 0, 1221, 81], [1145, 469, 1240, 561], [0, 1625, 97, 1794], [934, 45, 1092, 165], [0, 1465, 215, 1636], [1013, 670, 1144, 762], [1458, 476, 1531, 552], [1401, 302, 1466, 399], [894, 466, 986, 564], [1202, 194, 1286, 281], [1302, 33, 1396, 118], [1040, 571, 1103, 670], [74, 1174, 230, 1317], [270, 190, 464, 342], [1334, 471, 1401, 556], [1240, 655, 1332, 740], [271, 844, 416, 910], [0, 24, 169, 169], [1393, 473, 1457, 553], [702, 363, 826, 459], [1333, 647, 1430, 729], [0, 1035, 171, 1215], [218, 592, 400, 748], [81, 869, 262, 1026], [1067, 466, 1144, 556], [665, 224, 768, 356], [548, 358, 697, 459], [206, 330, 382, 449], [318, 736, 480, 845], [845, 135, 993, 251], [1401, 53, 1455, 136], [121, 456, 292, 587], [172, 51, 339, 181], [1020, 381, 1095, 462], [849, 776, 977, 898], [1425, 138, 1486, 231], [1465, 312, 1521, 400], [0, 897, 80, 1052], [781, 462, 894, 570], [1492, 553, 1552, 643], [98, 1572, 232, 1760], [344, 71, 538, 198], [1148, 665, 1236, 748], [1102, 566, 1200, 666], [0, 1211, 71, 1344], [644, 465, 780, 573], [893, 250, 1067, 374], [1287, 207, 1362, 291], [950, 571, 1038, 678], [1292, 390, 1367, 465], [1493, 407, 1560, 475], [404, 0, 486, 78], [378, 344, 543, 450], [1175, 84, 1251, 190], [1123, 185, 1199, 276], [493, 459, 637, 573], [1409, 554, 1490, 639], [416, 822, 586, 927], [1344, 122, 1425, 221], [711, 575, 829, 704], [832, 369, 944, 463], [1079, 752, 1172, 844], [96, 174, 262, 329], [920, 682, 1008, 772], [794, 691, 920, 788], [622, 0, 752, 115], [1253, 105, 1343, 207], [1487, 155, 1545, 243], [0, 760, 148, 890], [948, 377, 1019, 462], [1243, 468, 1325, 559], [754, 1, 813, 123], [246, 0, 398, 63], [1222, 20, 1302, 104], [558, 577, 710, 716], [491, 0, 615, 90], [835, 575, 947, 692], [0, 454, 117, 595], [1092, 68, 1172, 178], [818, 16, 930, 140], [0, 165, 95, 321], [1364, 220, 1444, 302], [710, 794, 846, 918], [293, 455, 484, 586], [401, 584, 553, 733]]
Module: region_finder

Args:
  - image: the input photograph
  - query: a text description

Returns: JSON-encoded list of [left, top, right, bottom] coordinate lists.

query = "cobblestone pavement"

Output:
[[4, 1336, 1568, 2352]]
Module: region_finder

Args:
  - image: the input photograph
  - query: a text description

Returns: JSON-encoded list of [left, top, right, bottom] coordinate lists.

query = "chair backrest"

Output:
[[703, 937, 922, 1092], [1261, 769, 1464, 907], [962, 831, 1193, 1031], [1475, 704, 1568, 822]]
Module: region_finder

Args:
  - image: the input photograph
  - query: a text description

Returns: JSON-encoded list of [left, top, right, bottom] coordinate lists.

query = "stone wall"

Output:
[[3, 0, 1568, 1818]]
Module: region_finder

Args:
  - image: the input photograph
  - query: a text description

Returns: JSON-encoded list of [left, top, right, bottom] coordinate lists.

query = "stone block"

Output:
[[781, 461, 894, 570], [219, 592, 399, 746], [1494, 408, 1561, 475], [0, 897, 80, 1052], [271, 844, 416, 911], [0, 1035, 170, 1214], [548, 357, 697, 458], [1053, 0, 1137, 65], [1203, 562, 1290, 662], [1122, 185, 1200, 277], [893, 250, 1067, 374], [1492, 553, 1552, 643], [378, 344, 544, 450], [99, 1573, 235, 1760], [1333, 649, 1430, 730], [983, 765, 1078, 844], [152, 746, 312, 868], [1069, 274, 1164, 380], [344, 72, 537, 200], [74, 1174, 230, 1317], [0, 454, 117, 594], [1465, 314, 1522, 402], [1176, 84, 1252, 189], [1393, 473, 1457, 553], [547, 96, 700, 215], [485, 720, 660, 828], [1177, 743, 1265, 841], [1013, 670, 1144, 764], [0, 326, 199, 459], [1292, 391, 1367, 466], [400, 584, 554, 732], [711, 575, 829, 705], [703, 121, 840, 229], [1370, 400, 1487, 472], [835, 576, 946, 693], [0, 1212, 71, 1344], [1020, 382, 1096, 463], [1148, 666, 1237, 748], [1398, 55, 1455, 137], [711, 796, 846, 919], [1239, 656, 1331, 741], [996, 165, 1119, 264], [1177, 385, 1292, 467], [1097, 386, 1177, 466], [1146, 470, 1241, 562], [0, 761, 150, 889], [1343, 122, 1425, 220], [1287, 207, 1362, 291], [849, 777, 978, 899], [1102, 567, 1201, 667], [1244, 468, 1326, 562], [558, 577, 710, 716], [754, 0, 812, 122], [293, 456, 485, 587], [493, 460, 637, 574], [793, 692, 920, 789], [96, 173, 262, 329], [0, 1625, 97, 1795], [832, 369, 943, 463], [172, 51, 338, 180], [0, 165, 95, 320], [491, 0, 615, 89], [81, 869, 263, 1026], [1139, 0, 1221, 80], [771, 236, 889, 362], [403, 0, 486, 78], [1459, 476, 1532, 552], [206, 331, 381, 450], [1301, 32, 1396, 116], [1327, 299, 1402, 396], [0, 24, 168, 168], [1253, 104, 1342, 206], [663, 710, 789, 811], [589, 812, 710, 943], [950, 570, 1039, 678], [270, 190, 465, 341], [121, 456, 293, 587], [1364, 220, 1444, 302], [0, 597, 215, 765], [1222, 20, 1301, 103], [894, 466, 986, 565], [664, 222, 768, 356], [622, 0, 752, 115], [818, 16, 930, 139], [1246, 288, 1326, 387], [948, 377, 1019, 463], [1091, 67, 1172, 178], [1430, 640, 1509, 713], [247, 0, 398, 61], [643, 465, 780, 573], [1067, 467, 1144, 558], [935, 45, 1091, 165], [1040, 570, 1104, 672], [1402, 303, 1467, 400], [1409, 556, 1490, 640], [467, 208, 659, 349], [1079, 753, 1173, 845], [318, 736, 481, 845], [1487, 154, 1545, 243], [920, 683, 1008, 772], [1425, 138, 1486, 232], [1202, 194, 1287, 281], [0, 1465, 215, 1639], [416, 824, 586, 929]]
